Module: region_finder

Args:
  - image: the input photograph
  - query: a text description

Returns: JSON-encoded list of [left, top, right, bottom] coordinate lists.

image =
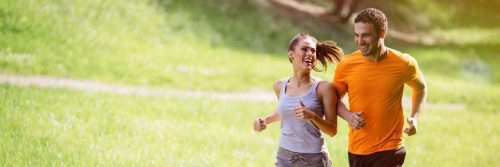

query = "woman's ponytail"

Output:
[[314, 41, 343, 72]]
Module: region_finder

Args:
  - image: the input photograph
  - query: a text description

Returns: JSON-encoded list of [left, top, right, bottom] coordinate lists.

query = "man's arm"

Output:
[[404, 56, 428, 136], [333, 64, 350, 121], [404, 73, 427, 136], [336, 91, 356, 123], [410, 74, 427, 119], [333, 67, 365, 129]]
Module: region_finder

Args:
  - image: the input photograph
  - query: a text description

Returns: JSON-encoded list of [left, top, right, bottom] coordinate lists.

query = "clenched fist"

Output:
[[253, 118, 267, 132]]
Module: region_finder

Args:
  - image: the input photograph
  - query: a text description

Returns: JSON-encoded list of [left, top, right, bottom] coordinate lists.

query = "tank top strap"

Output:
[[279, 77, 290, 97], [310, 78, 321, 95]]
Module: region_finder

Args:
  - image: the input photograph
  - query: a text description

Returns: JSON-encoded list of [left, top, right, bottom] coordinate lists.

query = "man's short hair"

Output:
[[354, 8, 388, 34]]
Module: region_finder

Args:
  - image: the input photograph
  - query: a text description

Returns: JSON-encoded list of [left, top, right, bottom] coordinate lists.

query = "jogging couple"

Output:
[[253, 8, 427, 167]]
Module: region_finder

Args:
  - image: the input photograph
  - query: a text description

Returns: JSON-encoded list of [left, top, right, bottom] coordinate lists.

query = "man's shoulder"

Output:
[[345, 50, 362, 58], [342, 51, 362, 62], [388, 48, 417, 64]]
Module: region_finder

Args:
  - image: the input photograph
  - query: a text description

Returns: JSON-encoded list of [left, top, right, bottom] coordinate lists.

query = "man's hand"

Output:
[[404, 117, 418, 136], [294, 100, 318, 120], [349, 112, 365, 129], [253, 118, 267, 132]]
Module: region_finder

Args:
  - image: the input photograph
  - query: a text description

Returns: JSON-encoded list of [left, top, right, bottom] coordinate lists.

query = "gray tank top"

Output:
[[278, 77, 327, 153]]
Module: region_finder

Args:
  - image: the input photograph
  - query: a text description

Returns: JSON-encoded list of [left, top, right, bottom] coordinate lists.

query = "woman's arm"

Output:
[[253, 80, 283, 132], [295, 81, 337, 137], [314, 81, 338, 137], [266, 80, 282, 124]]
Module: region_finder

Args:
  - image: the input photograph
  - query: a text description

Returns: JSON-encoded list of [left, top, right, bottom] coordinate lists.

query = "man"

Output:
[[334, 8, 427, 167]]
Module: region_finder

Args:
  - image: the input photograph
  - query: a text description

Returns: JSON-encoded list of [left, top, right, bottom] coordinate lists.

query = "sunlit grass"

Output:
[[1, 0, 335, 91], [0, 84, 277, 166], [431, 28, 500, 45], [404, 108, 499, 166], [0, 0, 499, 165], [1, 85, 498, 166], [405, 46, 500, 112]]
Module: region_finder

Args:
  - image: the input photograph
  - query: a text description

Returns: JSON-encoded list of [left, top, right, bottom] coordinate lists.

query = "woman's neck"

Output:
[[290, 71, 313, 88]]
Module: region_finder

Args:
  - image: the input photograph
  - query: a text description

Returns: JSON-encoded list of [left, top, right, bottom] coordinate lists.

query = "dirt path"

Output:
[[0, 73, 276, 102], [0, 73, 464, 110]]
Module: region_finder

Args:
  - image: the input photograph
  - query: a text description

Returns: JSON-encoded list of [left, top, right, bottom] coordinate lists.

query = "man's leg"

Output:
[[348, 151, 370, 167], [348, 147, 406, 167], [371, 147, 406, 167]]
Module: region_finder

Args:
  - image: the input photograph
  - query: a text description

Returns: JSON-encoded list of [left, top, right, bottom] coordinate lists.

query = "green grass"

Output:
[[2, 0, 499, 111], [403, 108, 499, 166], [403, 43, 500, 112], [1, 85, 498, 166], [0, 84, 278, 166], [1, 0, 499, 165], [0, 0, 347, 91]]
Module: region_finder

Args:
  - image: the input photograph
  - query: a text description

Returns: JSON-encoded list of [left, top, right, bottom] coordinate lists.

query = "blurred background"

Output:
[[1, 0, 498, 166]]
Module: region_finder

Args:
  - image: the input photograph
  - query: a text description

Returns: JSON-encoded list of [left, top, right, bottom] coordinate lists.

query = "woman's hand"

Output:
[[253, 118, 267, 132], [294, 100, 318, 120]]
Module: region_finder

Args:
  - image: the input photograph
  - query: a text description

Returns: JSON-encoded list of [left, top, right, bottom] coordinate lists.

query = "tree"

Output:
[[329, 0, 364, 23]]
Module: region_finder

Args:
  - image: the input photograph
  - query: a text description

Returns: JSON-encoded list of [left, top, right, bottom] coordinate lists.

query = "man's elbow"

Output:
[[326, 129, 337, 137], [414, 82, 427, 94], [420, 84, 427, 95]]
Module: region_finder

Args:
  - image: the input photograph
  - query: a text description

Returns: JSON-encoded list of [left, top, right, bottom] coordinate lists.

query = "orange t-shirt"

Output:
[[333, 48, 423, 155]]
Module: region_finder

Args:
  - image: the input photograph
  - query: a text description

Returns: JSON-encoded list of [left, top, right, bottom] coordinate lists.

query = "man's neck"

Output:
[[365, 46, 388, 62]]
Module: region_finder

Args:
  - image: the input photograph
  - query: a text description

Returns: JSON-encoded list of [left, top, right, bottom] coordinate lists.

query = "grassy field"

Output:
[[1, 0, 499, 166], [1, 85, 498, 166], [0, 0, 321, 91]]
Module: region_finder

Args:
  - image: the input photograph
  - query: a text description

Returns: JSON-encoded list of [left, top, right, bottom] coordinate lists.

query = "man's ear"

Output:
[[380, 28, 387, 38]]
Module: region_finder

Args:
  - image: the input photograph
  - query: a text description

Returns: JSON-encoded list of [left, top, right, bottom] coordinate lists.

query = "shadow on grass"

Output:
[[153, 0, 500, 88], [154, 0, 354, 56]]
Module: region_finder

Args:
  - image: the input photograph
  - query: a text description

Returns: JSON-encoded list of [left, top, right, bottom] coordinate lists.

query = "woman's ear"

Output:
[[288, 50, 294, 61]]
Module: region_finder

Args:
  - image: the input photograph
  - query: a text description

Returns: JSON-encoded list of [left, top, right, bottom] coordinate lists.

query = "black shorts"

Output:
[[348, 147, 406, 167]]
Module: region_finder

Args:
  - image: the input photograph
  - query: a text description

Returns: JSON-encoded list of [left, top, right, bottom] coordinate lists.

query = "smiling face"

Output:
[[354, 22, 383, 57], [289, 37, 317, 71]]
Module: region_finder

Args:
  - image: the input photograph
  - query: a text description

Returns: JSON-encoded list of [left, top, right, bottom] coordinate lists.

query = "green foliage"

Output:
[[432, 0, 500, 28]]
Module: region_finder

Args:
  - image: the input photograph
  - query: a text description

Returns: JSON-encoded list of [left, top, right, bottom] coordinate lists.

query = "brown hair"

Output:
[[288, 33, 343, 72], [354, 8, 388, 34]]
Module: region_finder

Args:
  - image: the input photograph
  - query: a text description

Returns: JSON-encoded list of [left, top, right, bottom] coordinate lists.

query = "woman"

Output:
[[253, 33, 343, 167]]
